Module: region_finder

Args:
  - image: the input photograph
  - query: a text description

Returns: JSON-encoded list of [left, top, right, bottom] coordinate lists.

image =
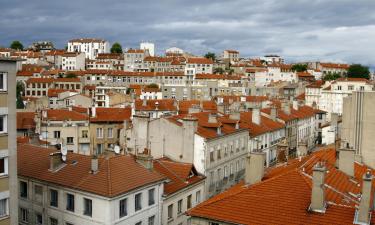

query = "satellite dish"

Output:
[[62, 155, 67, 162], [114, 145, 120, 154], [61, 146, 68, 156]]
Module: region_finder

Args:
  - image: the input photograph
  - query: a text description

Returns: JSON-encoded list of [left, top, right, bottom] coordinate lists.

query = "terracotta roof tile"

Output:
[[17, 112, 36, 130], [90, 107, 131, 122]]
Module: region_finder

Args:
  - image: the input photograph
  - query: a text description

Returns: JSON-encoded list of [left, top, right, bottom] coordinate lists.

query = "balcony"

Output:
[[78, 137, 90, 143]]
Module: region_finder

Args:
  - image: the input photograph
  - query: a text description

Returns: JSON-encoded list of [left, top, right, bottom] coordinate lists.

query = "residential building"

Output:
[[68, 38, 110, 60], [18, 144, 165, 225], [0, 58, 20, 225], [186, 58, 213, 74], [62, 52, 85, 71], [153, 158, 205, 225], [222, 50, 239, 63], [124, 49, 148, 72]]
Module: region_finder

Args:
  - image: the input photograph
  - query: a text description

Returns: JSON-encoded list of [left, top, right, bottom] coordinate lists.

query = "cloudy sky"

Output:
[[1, 0, 374, 66]]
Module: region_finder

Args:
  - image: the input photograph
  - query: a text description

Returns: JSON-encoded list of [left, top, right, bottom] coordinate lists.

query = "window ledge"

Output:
[[0, 215, 9, 221]]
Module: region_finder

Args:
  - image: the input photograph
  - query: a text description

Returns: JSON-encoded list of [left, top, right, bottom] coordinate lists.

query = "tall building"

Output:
[[0, 58, 21, 225], [67, 38, 110, 60], [342, 91, 375, 168]]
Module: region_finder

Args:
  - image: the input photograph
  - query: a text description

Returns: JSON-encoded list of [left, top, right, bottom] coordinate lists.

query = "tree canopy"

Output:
[[146, 83, 159, 89], [291, 64, 308, 72], [213, 67, 224, 74], [10, 40, 24, 50], [323, 72, 341, 81], [347, 64, 370, 79], [110, 42, 123, 53], [204, 52, 216, 61]]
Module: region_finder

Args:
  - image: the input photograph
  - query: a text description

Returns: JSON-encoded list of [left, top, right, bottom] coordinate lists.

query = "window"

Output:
[[35, 213, 43, 225], [20, 208, 28, 223], [196, 190, 201, 204], [66, 193, 75, 212], [50, 189, 58, 207], [135, 222, 142, 225], [135, 193, 142, 211], [119, 198, 127, 218], [0, 199, 7, 217], [83, 198, 92, 217], [50, 217, 58, 225], [0, 158, 5, 175], [108, 128, 113, 138], [20, 181, 28, 198], [210, 151, 214, 162], [82, 130, 88, 138], [66, 222, 74, 225], [96, 144, 103, 155], [348, 85, 354, 91], [0, 115, 7, 133], [187, 195, 192, 209], [177, 199, 182, 214], [360, 86, 365, 91], [148, 188, 155, 206], [168, 204, 173, 219], [34, 185, 43, 203], [53, 131, 60, 139], [148, 215, 155, 225], [0, 73, 7, 91], [67, 137, 74, 144], [96, 128, 103, 138]]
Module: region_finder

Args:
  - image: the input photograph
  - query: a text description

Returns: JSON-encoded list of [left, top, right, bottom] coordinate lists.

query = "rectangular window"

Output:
[[82, 130, 88, 138], [148, 215, 155, 225], [108, 128, 113, 138], [67, 137, 74, 144], [35, 213, 43, 225], [196, 190, 201, 204], [66, 193, 75, 212], [96, 128, 103, 138], [148, 188, 155, 206], [135, 193, 142, 211], [0, 115, 7, 133], [119, 198, 127, 218], [20, 208, 28, 223], [50, 217, 58, 225], [83, 198, 92, 217], [168, 204, 173, 219], [0, 199, 7, 217], [20, 181, 28, 198], [34, 185, 43, 203], [50, 189, 58, 207], [177, 199, 182, 214], [187, 195, 192, 209], [53, 131, 60, 139], [135, 222, 142, 225], [0, 73, 7, 91], [96, 144, 103, 155]]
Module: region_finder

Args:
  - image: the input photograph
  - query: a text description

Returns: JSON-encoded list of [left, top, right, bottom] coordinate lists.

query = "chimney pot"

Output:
[[91, 156, 98, 173], [245, 152, 266, 185], [310, 162, 327, 213], [355, 171, 373, 224]]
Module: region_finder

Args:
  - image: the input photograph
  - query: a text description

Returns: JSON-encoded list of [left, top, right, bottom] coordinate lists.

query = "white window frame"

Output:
[[0, 115, 7, 134], [0, 73, 7, 92]]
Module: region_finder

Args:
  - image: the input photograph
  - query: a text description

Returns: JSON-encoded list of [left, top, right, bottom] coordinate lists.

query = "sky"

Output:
[[1, 0, 375, 66]]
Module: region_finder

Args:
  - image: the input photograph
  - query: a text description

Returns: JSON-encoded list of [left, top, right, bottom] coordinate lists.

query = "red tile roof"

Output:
[[47, 89, 77, 97], [44, 109, 88, 121], [17, 112, 36, 130], [135, 99, 177, 112], [188, 147, 375, 225], [18, 144, 166, 198], [178, 100, 217, 114], [320, 63, 350, 69], [195, 74, 242, 80], [237, 112, 285, 137], [26, 78, 54, 84], [187, 57, 213, 64], [153, 158, 205, 195], [306, 80, 324, 88], [90, 107, 131, 122]]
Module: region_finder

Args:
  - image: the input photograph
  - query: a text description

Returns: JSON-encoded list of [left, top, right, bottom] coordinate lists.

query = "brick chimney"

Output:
[[309, 162, 326, 213], [337, 146, 355, 177], [355, 170, 373, 225], [245, 151, 266, 185], [136, 148, 153, 170]]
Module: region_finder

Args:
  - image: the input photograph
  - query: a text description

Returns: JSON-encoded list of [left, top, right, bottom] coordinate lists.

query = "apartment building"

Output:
[[319, 78, 373, 120], [0, 58, 20, 225], [134, 99, 177, 119], [186, 58, 213, 74], [130, 112, 249, 198], [68, 38, 110, 60], [153, 158, 205, 225], [18, 144, 166, 225], [305, 80, 326, 107], [62, 52, 85, 71], [222, 50, 239, 63], [124, 49, 148, 71]]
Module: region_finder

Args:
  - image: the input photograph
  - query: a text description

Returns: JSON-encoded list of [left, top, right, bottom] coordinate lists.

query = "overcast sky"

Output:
[[1, 0, 374, 66]]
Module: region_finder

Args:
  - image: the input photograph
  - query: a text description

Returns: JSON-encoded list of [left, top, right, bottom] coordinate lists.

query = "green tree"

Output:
[[16, 82, 25, 109], [146, 83, 159, 88], [291, 64, 308, 72], [110, 42, 123, 53], [204, 52, 216, 61], [65, 73, 77, 78], [347, 64, 370, 79], [213, 67, 224, 74], [10, 40, 24, 50], [323, 72, 341, 81]]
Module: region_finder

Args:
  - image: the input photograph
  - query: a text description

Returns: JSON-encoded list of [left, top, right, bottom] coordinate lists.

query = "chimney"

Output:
[[337, 146, 355, 177], [251, 107, 260, 125], [229, 111, 240, 120], [355, 170, 373, 225], [49, 152, 65, 172], [270, 106, 278, 121], [142, 98, 147, 107], [297, 141, 308, 156], [91, 156, 98, 173], [292, 100, 299, 111], [245, 151, 266, 185], [208, 113, 218, 123], [217, 126, 222, 135], [91, 106, 96, 118], [136, 148, 153, 170], [282, 100, 291, 115], [309, 162, 327, 213]]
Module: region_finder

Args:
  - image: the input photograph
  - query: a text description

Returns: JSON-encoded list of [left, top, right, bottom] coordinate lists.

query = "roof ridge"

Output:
[[155, 160, 187, 183]]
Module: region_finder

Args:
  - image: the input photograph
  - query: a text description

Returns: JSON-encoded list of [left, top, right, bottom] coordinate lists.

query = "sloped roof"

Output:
[[44, 109, 88, 121], [90, 107, 131, 122], [17, 112, 36, 130], [187, 148, 375, 225], [135, 99, 177, 111], [178, 100, 217, 114], [18, 144, 166, 198], [238, 111, 285, 137]]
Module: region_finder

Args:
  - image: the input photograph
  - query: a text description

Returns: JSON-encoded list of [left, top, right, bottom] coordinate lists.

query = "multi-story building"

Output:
[[62, 52, 85, 71], [305, 80, 327, 107], [68, 38, 110, 60], [124, 49, 149, 72], [153, 158, 205, 225], [18, 144, 166, 225], [25, 78, 82, 98], [186, 58, 213, 74], [0, 58, 20, 225], [222, 50, 239, 63], [319, 78, 373, 120]]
